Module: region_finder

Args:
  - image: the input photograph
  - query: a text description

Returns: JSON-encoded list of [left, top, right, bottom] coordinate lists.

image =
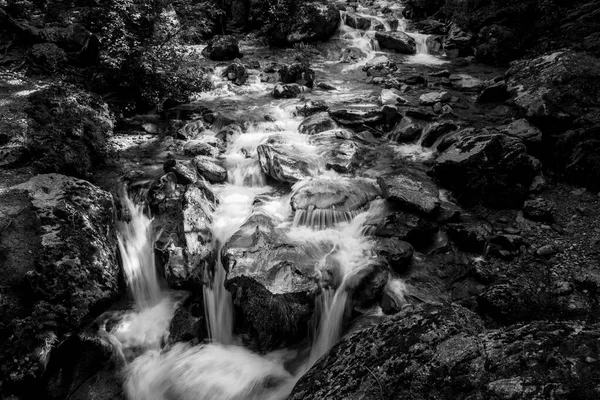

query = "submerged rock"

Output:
[[289, 303, 600, 400], [0, 174, 119, 386], [201, 35, 241, 61]]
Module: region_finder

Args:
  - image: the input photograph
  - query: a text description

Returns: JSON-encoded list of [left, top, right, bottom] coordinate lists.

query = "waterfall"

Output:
[[203, 249, 234, 344], [117, 194, 162, 310], [308, 288, 348, 366]]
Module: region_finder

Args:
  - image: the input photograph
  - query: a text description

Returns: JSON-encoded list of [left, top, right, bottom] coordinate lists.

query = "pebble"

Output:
[[536, 244, 559, 256]]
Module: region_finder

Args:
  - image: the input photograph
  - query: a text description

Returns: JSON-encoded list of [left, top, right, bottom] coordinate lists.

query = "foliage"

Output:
[[253, 0, 302, 45], [25, 84, 115, 177], [173, 0, 225, 43]]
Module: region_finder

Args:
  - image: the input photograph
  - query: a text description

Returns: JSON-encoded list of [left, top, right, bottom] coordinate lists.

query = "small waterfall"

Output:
[[117, 194, 162, 310], [411, 33, 430, 55], [308, 288, 348, 366], [292, 208, 361, 230]]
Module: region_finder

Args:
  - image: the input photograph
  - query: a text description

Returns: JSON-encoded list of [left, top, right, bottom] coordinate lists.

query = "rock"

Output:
[[154, 181, 215, 288], [299, 112, 337, 135], [431, 133, 539, 207], [164, 159, 199, 184], [201, 35, 241, 61], [329, 107, 384, 126], [444, 23, 474, 57], [500, 118, 543, 148], [0, 174, 119, 386], [317, 81, 337, 91], [223, 61, 248, 85], [419, 91, 451, 105], [420, 120, 459, 148], [377, 172, 440, 215], [523, 198, 554, 222], [379, 89, 405, 105], [291, 177, 380, 227], [341, 46, 368, 63], [429, 69, 450, 78], [192, 156, 227, 183], [374, 238, 413, 273], [375, 31, 416, 54], [182, 140, 220, 158], [273, 83, 303, 99], [388, 116, 423, 143], [215, 124, 243, 149], [344, 12, 372, 30], [177, 120, 207, 140], [257, 134, 317, 184], [477, 80, 509, 103], [364, 55, 393, 69], [373, 211, 438, 245], [413, 19, 447, 34], [28, 43, 67, 70], [536, 244, 560, 257], [279, 63, 315, 88], [309, 132, 361, 174], [285, 3, 341, 44], [449, 73, 483, 91], [295, 100, 329, 117], [505, 51, 600, 131], [446, 216, 493, 253]]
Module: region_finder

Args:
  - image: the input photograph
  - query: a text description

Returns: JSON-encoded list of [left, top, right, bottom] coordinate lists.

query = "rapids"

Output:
[[107, 2, 454, 399]]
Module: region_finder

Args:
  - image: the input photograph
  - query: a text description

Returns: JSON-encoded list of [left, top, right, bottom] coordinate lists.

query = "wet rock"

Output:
[[295, 100, 329, 117], [317, 81, 337, 91], [429, 69, 450, 78], [159, 182, 215, 288], [299, 112, 337, 135], [182, 140, 220, 158], [0, 174, 119, 386], [364, 55, 394, 70], [377, 172, 440, 215], [388, 116, 423, 143], [477, 79, 509, 103], [329, 107, 384, 126], [344, 12, 372, 30], [341, 46, 368, 63], [257, 134, 316, 184], [446, 216, 493, 253], [505, 50, 600, 131], [177, 120, 208, 140], [273, 83, 303, 99], [291, 303, 600, 400], [419, 91, 451, 105], [201, 35, 241, 61], [444, 23, 474, 57], [223, 61, 248, 85], [374, 211, 438, 245], [285, 2, 340, 44], [310, 132, 361, 174], [192, 156, 227, 183], [279, 63, 315, 88], [431, 133, 539, 207], [164, 159, 199, 184], [374, 238, 413, 273], [420, 120, 459, 148], [379, 88, 406, 106], [375, 31, 416, 54], [215, 124, 243, 149], [499, 118, 543, 151]]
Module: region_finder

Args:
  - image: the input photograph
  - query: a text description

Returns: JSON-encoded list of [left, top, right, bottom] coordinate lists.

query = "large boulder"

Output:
[[0, 174, 120, 389], [192, 156, 227, 183], [285, 3, 341, 44], [377, 172, 440, 215], [289, 304, 600, 400], [279, 63, 315, 88], [375, 31, 416, 54], [344, 12, 372, 30], [298, 112, 337, 135], [201, 35, 241, 61], [505, 51, 600, 131], [431, 132, 539, 207], [257, 135, 318, 184]]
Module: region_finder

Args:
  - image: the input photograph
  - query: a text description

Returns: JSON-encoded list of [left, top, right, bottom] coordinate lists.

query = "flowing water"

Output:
[[107, 3, 451, 398]]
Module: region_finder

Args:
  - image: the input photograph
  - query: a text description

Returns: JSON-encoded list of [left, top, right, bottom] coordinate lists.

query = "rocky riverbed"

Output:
[[1, 0, 600, 399]]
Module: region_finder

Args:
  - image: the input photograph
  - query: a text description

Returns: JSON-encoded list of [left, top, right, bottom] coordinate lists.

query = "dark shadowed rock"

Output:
[[374, 238, 413, 273], [344, 12, 373, 30], [289, 303, 600, 400], [223, 61, 248, 85], [273, 83, 303, 99], [444, 23, 474, 57], [446, 216, 493, 253], [523, 198, 554, 222], [201, 35, 241, 61], [420, 120, 459, 148], [431, 133, 539, 207], [375, 31, 416, 54], [164, 159, 199, 185], [0, 174, 119, 387], [279, 63, 315, 88], [477, 80, 509, 103], [500, 118, 542, 149]]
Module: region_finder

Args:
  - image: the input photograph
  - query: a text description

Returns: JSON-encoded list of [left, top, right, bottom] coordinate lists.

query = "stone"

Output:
[[388, 116, 422, 143], [295, 100, 329, 117], [0, 174, 119, 386], [501, 118, 543, 148], [298, 112, 337, 135], [449, 73, 483, 91], [341, 46, 368, 63], [446, 216, 493, 253], [444, 23, 474, 57], [215, 124, 243, 149], [279, 63, 315, 88], [273, 83, 303, 99], [257, 134, 317, 184], [317, 81, 337, 91], [192, 155, 227, 183], [182, 140, 220, 158], [420, 120, 459, 148], [377, 172, 440, 215], [431, 133, 539, 207], [201, 35, 241, 61], [329, 107, 384, 126], [164, 159, 199, 184], [374, 238, 414, 273], [344, 12, 374, 30], [419, 91, 451, 105], [177, 120, 207, 140], [375, 31, 417, 54], [223, 61, 248, 85]]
